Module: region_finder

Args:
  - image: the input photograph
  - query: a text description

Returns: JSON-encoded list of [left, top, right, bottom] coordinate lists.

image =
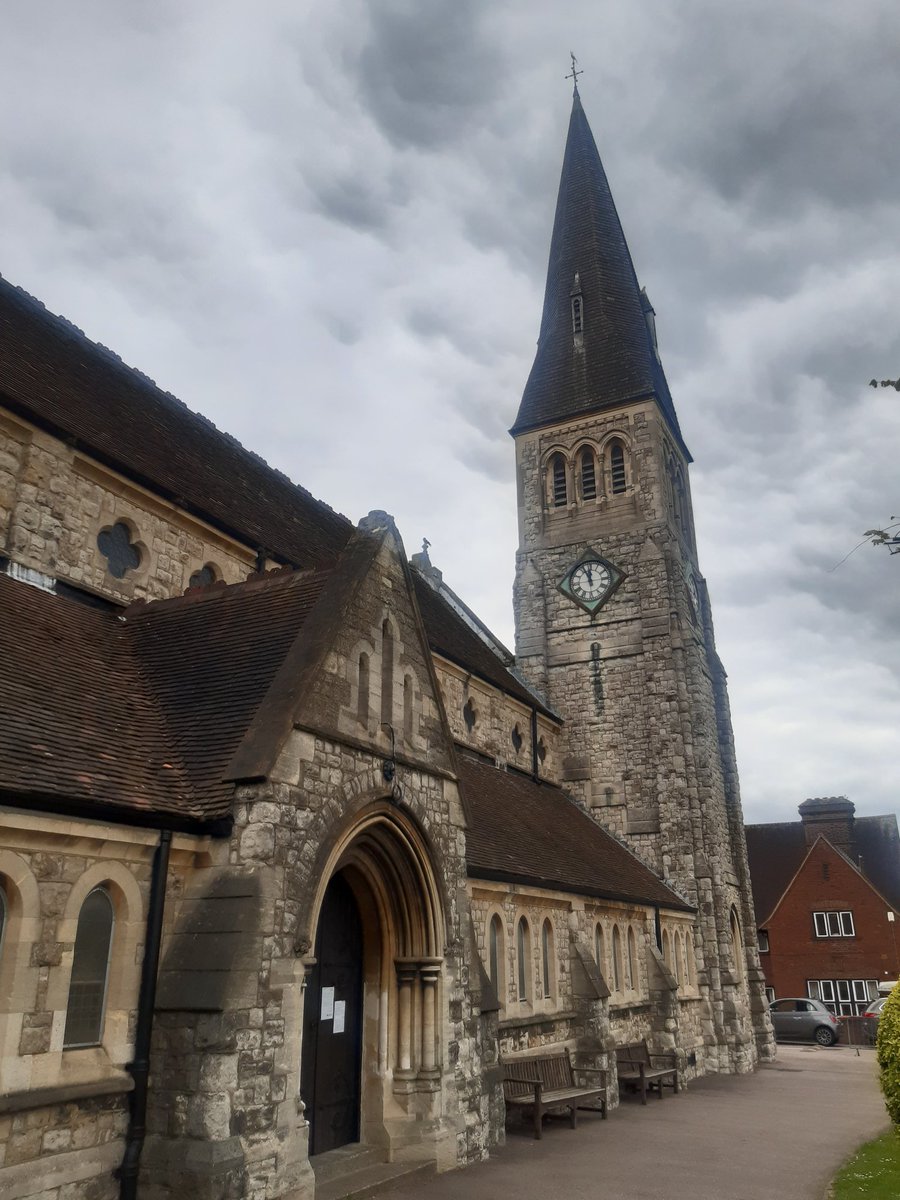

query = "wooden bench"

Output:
[[503, 1050, 607, 1139], [615, 1041, 679, 1105]]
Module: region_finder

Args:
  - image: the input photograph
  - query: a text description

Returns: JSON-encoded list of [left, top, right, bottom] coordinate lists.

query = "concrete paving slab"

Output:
[[382, 1045, 888, 1200]]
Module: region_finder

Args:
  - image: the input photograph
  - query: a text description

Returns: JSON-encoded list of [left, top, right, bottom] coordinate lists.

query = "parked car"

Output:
[[768, 998, 842, 1046], [863, 996, 888, 1043]]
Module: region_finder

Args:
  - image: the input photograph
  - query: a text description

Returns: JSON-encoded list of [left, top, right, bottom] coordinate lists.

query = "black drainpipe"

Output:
[[530, 708, 539, 782], [119, 828, 172, 1200]]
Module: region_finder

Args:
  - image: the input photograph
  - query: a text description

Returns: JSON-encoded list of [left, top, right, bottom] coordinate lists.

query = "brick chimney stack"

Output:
[[798, 796, 855, 852]]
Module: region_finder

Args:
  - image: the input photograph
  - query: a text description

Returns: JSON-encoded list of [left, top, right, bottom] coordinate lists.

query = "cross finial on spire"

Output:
[[565, 52, 582, 95]]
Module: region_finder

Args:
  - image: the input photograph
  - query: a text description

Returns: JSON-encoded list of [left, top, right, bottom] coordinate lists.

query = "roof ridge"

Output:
[[0, 274, 352, 534], [122, 564, 325, 620]]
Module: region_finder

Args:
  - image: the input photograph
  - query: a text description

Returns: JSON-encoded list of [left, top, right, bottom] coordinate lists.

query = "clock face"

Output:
[[570, 560, 611, 602], [558, 550, 624, 616]]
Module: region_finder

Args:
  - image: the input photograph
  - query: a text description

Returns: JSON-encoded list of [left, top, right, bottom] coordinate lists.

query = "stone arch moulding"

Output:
[[0, 850, 41, 1022], [297, 793, 449, 961]]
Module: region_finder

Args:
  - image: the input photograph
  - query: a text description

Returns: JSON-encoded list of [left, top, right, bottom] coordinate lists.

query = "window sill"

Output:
[[0, 1070, 133, 1115], [500, 1009, 578, 1031]]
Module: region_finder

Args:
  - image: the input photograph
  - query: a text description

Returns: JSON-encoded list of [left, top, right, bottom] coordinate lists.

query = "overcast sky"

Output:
[[2, 0, 899, 826]]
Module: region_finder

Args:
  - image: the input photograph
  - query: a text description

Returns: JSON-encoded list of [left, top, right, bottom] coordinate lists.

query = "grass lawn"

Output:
[[831, 1131, 900, 1198]]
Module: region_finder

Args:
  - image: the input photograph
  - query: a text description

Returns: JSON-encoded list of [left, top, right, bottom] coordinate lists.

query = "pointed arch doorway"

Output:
[[301, 872, 364, 1155], [299, 803, 447, 1162]]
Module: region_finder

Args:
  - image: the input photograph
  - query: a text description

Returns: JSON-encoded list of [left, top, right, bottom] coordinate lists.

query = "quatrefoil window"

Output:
[[511, 725, 523, 753], [189, 563, 218, 589], [97, 522, 141, 579], [463, 698, 477, 733]]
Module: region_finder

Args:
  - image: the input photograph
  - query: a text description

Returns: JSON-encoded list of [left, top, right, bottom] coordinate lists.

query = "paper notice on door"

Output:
[[333, 1000, 346, 1033], [320, 987, 335, 1021]]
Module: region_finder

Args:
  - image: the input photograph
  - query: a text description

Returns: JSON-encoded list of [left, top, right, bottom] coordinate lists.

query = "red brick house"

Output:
[[745, 798, 900, 1013]]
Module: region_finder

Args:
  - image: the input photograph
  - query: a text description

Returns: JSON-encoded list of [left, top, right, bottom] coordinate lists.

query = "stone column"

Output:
[[395, 960, 418, 1076], [419, 959, 442, 1075]]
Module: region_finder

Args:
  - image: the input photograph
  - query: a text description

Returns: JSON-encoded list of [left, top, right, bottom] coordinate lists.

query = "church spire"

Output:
[[512, 90, 688, 455]]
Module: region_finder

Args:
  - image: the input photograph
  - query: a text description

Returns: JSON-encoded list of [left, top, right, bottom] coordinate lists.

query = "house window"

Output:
[[808, 978, 877, 1016], [758, 930, 770, 953], [541, 919, 554, 999], [97, 521, 141, 579], [580, 448, 597, 500], [488, 914, 503, 999], [551, 455, 568, 508], [608, 440, 627, 494], [813, 911, 855, 938], [765, 986, 776, 1003], [64, 887, 114, 1049], [517, 918, 531, 1002]]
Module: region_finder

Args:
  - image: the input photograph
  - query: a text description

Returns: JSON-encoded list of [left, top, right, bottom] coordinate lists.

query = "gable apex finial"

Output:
[[565, 52, 583, 96]]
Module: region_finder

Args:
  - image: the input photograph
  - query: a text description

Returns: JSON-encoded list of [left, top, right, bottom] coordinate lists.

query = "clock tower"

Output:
[[512, 87, 773, 1068]]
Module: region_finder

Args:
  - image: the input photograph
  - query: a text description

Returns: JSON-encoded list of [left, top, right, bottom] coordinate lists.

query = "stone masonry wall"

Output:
[[0, 412, 261, 604], [513, 401, 768, 1072]]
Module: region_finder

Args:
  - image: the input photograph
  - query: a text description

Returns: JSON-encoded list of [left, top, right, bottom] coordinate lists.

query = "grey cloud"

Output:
[[355, 0, 501, 148]]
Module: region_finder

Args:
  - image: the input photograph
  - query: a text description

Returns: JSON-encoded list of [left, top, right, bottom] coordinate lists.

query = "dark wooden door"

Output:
[[301, 873, 364, 1156]]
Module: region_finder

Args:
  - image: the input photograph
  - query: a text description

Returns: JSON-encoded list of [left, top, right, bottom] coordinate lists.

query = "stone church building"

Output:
[[0, 92, 773, 1200]]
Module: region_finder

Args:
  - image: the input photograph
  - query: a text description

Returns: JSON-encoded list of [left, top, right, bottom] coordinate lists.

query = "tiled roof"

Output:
[[0, 275, 353, 569], [413, 574, 557, 719], [511, 93, 688, 457], [0, 572, 194, 821], [460, 753, 691, 910], [745, 816, 900, 923], [0, 567, 328, 826]]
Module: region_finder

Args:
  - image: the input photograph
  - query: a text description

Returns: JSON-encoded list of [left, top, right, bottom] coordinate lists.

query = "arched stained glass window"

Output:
[[489, 914, 503, 997], [594, 923, 605, 974], [612, 925, 623, 993], [541, 919, 553, 999], [357, 653, 370, 726], [517, 917, 530, 1002], [64, 887, 114, 1049], [627, 926, 638, 993]]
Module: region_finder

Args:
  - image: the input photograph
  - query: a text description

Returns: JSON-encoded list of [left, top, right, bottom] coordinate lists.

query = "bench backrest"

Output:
[[504, 1052, 575, 1098], [616, 1041, 651, 1067]]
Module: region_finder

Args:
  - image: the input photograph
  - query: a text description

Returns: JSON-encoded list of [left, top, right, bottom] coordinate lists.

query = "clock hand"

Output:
[[586, 565, 593, 585]]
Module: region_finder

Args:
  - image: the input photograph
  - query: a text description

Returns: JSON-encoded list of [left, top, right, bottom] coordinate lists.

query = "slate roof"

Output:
[[0, 567, 328, 827], [413, 574, 557, 719], [745, 816, 900, 923], [460, 753, 691, 910], [0, 275, 353, 569], [512, 93, 688, 458]]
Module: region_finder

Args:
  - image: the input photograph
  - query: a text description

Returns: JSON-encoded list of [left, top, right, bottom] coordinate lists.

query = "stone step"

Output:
[[312, 1144, 383, 1185], [315, 1159, 435, 1200]]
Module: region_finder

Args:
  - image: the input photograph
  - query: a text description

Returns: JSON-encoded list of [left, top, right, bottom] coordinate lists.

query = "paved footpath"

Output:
[[384, 1045, 888, 1200]]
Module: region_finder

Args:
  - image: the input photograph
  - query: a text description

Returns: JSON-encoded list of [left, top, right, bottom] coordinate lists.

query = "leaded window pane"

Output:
[[517, 919, 528, 1001], [542, 921, 552, 997], [489, 916, 501, 993], [64, 888, 113, 1049]]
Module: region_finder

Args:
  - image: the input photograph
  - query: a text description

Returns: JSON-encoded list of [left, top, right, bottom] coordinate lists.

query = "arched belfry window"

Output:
[[64, 887, 114, 1049], [609, 439, 627, 495], [579, 447, 597, 501], [551, 454, 567, 508]]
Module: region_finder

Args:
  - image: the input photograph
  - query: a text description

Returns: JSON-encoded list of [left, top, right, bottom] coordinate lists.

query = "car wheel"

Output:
[[814, 1026, 836, 1047]]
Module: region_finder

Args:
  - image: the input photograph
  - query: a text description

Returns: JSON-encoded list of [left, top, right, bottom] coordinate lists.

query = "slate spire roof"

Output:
[[512, 92, 689, 456]]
